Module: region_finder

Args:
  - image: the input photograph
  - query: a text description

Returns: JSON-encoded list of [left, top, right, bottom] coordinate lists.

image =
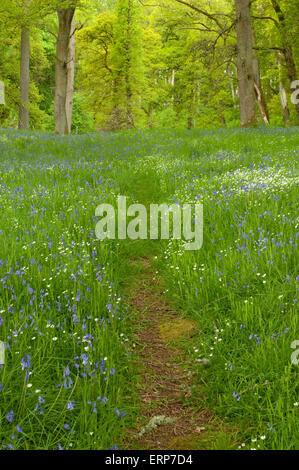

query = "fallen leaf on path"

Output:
[[195, 426, 205, 433]]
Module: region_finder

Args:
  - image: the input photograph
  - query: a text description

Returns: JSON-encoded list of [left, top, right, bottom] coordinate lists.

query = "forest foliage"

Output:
[[0, 0, 298, 132]]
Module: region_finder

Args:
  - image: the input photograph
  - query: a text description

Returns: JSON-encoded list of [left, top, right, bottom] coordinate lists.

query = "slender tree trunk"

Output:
[[125, 0, 135, 128], [279, 81, 290, 125], [218, 102, 226, 127], [171, 69, 175, 87], [18, 26, 30, 130], [54, 6, 76, 134], [251, 28, 269, 124], [277, 52, 290, 125], [65, 14, 75, 133], [270, 0, 299, 122], [228, 67, 238, 108], [235, 0, 257, 127], [253, 81, 269, 124], [282, 48, 299, 122]]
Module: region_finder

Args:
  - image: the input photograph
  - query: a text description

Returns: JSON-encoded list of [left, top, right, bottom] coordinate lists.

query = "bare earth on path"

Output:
[[123, 256, 218, 450]]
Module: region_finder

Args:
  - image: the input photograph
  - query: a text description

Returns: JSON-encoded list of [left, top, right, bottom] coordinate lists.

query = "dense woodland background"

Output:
[[0, 0, 298, 134]]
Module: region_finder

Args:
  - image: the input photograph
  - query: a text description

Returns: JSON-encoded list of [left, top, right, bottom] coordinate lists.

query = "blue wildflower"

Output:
[[6, 410, 14, 423], [67, 400, 75, 410], [116, 409, 126, 419]]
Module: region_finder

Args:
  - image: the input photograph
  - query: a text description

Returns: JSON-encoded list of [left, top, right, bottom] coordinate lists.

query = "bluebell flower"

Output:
[[67, 400, 75, 410], [21, 354, 31, 370], [64, 377, 73, 389], [63, 365, 70, 378], [81, 353, 88, 365], [254, 335, 261, 345], [116, 409, 126, 419], [6, 410, 14, 423]]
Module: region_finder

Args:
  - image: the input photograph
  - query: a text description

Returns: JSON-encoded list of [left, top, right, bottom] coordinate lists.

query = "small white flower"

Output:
[[260, 435, 266, 440], [27, 383, 32, 388], [52, 337, 58, 341]]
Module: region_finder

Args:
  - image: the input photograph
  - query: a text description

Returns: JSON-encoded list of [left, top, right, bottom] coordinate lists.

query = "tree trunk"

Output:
[[170, 69, 175, 87], [277, 52, 290, 125], [124, 0, 135, 128], [228, 66, 238, 108], [234, 0, 257, 127], [54, 6, 76, 134], [18, 26, 30, 130], [270, 0, 299, 122], [65, 14, 75, 133], [251, 28, 269, 124], [254, 82, 269, 124], [279, 82, 290, 125]]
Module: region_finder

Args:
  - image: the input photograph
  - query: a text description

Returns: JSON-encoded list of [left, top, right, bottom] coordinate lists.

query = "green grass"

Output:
[[0, 126, 298, 450]]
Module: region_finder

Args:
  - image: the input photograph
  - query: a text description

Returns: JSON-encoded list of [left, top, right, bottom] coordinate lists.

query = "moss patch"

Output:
[[159, 318, 195, 342]]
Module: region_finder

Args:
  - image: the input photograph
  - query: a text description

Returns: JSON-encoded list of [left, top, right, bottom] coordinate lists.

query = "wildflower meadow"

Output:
[[0, 127, 298, 451]]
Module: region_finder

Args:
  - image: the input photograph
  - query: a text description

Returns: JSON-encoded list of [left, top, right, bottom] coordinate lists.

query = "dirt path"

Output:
[[123, 257, 216, 450]]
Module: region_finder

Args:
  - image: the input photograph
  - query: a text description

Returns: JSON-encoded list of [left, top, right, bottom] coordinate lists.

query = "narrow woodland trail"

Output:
[[123, 256, 216, 450], [120, 169, 236, 450]]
